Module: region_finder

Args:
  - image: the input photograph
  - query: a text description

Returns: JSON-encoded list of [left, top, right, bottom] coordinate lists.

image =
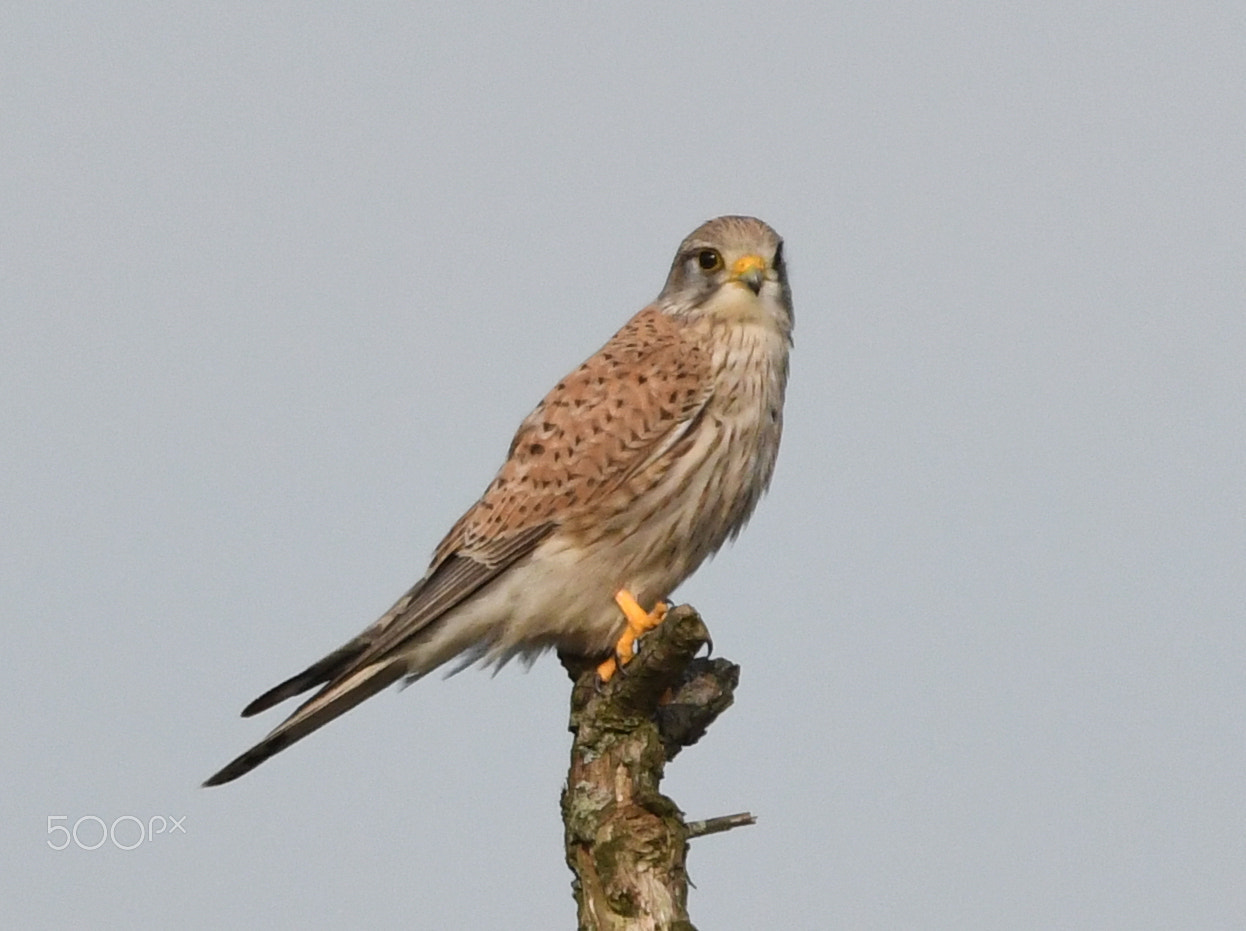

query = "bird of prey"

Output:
[[204, 215, 793, 786]]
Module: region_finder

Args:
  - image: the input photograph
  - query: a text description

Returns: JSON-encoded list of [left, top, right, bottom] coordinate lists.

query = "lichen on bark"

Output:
[[560, 605, 748, 931]]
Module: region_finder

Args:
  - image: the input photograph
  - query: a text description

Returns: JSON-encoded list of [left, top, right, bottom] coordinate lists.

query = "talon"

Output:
[[596, 590, 669, 682], [596, 656, 619, 681], [596, 651, 629, 681]]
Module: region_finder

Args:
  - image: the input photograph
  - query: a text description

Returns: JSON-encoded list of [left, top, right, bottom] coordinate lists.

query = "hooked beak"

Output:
[[730, 254, 767, 295]]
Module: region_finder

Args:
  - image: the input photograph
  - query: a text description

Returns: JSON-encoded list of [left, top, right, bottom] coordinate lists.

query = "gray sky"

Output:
[[3, 3, 1244, 928]]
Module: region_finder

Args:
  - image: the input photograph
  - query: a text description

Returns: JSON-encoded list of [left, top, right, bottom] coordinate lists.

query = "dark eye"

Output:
[[696, 249, 723, 271], [772, 241, 784, 268]]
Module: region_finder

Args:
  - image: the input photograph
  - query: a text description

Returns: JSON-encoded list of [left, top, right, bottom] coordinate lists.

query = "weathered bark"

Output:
[[560, 605, 752, 931]]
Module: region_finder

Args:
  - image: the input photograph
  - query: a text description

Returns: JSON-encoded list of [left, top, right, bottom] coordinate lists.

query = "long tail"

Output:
[[203, 541, 551, 786], [203, 658, 406, 787]]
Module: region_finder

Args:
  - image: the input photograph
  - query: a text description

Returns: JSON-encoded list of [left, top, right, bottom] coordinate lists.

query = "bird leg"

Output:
[[597, 590, 669, 681]]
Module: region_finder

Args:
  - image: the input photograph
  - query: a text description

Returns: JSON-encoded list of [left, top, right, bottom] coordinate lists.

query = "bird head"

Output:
[[656, 215, 793, 338]]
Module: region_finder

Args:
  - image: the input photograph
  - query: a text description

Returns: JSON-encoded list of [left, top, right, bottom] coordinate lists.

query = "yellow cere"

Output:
[[731, 254, 767, 278]]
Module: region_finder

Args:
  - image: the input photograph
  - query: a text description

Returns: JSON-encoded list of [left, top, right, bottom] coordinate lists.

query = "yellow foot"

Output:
[[597, 590, 669, 681]]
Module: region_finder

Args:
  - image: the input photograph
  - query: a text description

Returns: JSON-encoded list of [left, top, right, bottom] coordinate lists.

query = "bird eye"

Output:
[[696, 249, 722, 272], [772, 241, 784, 268]]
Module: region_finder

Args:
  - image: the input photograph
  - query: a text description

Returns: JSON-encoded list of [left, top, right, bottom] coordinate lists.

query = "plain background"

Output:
[[3, 3, 1243, 928]]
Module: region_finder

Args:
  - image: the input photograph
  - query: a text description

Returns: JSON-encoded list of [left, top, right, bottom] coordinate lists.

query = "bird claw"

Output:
[[613, 648, 631, 678], [596, 646, 632, 683], [596, 591, 668, 682]]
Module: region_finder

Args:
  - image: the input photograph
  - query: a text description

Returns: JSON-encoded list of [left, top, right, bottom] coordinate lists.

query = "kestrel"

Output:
[[204, 215, 793, 786]]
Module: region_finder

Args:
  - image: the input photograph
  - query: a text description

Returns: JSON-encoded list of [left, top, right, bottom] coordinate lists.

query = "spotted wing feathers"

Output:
[[204, 307, 713, 786]]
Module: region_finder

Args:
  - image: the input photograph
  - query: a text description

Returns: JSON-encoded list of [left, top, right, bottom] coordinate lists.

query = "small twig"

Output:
[[686, 812, 757, 839]]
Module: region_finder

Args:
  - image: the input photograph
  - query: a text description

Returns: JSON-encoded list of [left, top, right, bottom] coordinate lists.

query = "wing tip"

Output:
[[205, 661, 407, 787], [237, 640, 373, 718], [240, 686, 288, 718]]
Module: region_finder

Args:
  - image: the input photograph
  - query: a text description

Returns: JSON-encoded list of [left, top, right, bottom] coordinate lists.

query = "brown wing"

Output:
[[204, 307, 710, 786], [345, 306, 712, 668], [437, 307, 713, 554]]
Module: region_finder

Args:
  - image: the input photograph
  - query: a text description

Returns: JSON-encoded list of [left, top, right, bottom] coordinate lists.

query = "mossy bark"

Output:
[[560, 605, 744, 931]]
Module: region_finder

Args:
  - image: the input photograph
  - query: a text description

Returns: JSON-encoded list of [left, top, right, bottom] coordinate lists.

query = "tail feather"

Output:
[[203, 660, 406, 787]]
